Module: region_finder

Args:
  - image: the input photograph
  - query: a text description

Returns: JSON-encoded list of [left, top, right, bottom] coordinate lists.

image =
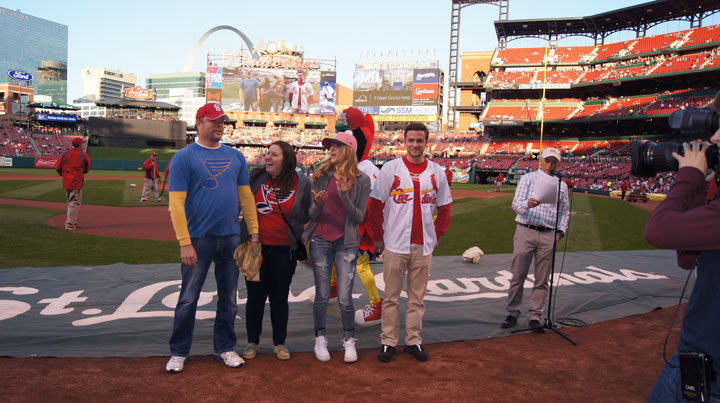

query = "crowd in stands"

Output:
[[0, 126, 84, 158]]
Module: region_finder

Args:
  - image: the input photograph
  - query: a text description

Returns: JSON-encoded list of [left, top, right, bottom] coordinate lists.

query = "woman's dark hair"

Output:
[[250, 140, 297, 196]]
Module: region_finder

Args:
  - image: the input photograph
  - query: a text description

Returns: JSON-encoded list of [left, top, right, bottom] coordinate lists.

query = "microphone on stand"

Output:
[[549, 170, 570, 178]]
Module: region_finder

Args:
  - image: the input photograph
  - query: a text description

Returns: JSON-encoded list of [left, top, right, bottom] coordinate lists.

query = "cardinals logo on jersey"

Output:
[[389, 175, 413, 204], [430, 174, 438, 192], [256, 184, 295, 214]]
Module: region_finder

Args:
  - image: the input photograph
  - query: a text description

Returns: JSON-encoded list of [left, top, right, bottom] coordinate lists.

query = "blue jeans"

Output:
[[649, 353, 720, 402], [169, 234, 241, 356], [310, 234, 357, 339]]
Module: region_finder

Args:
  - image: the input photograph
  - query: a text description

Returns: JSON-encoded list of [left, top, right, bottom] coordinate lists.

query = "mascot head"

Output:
[[337, 107, 375, 162]]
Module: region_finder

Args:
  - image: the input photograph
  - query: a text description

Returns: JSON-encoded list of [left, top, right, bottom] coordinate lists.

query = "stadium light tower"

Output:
[[448, 0, 508, 130]]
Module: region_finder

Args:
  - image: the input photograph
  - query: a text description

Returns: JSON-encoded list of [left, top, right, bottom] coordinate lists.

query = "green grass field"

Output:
[[0, 175, 654, 268]]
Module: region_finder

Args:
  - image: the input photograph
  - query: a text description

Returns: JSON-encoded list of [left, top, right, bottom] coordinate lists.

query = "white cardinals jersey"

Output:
[[370, 157, 452, 256]]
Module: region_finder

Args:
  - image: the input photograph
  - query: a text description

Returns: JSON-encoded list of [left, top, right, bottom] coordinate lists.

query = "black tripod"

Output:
[[512, 173, 576, 346]]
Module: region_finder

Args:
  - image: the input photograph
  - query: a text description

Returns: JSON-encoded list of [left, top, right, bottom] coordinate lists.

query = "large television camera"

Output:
[[631, 108, 720, 177]]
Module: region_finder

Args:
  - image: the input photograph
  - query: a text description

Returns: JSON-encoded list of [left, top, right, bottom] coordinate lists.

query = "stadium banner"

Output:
[[217, 67, 333, 115], [34, 157, 59, 169], [483, 119, 524, 126], [0, 157, 12, 167], [353, 67, 440, 107], [358, 106, 437, 115], [518, 83, 571, 90], [123, 86, 155, 101], [206, 88, 222, 103], [374, 114, 437, 122], [36, 113, 78, 123], [206, 66, 222, 89], [451, 170, 471, 183]]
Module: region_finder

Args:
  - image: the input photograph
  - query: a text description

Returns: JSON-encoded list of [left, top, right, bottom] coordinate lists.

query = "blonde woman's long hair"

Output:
[[312, 145, 359, 189]]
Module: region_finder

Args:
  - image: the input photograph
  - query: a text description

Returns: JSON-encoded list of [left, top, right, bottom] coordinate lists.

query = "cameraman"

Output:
[[645, 92, 720, 402]]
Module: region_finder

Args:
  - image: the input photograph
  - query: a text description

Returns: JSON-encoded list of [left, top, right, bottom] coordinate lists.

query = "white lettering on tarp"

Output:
[[0, 265, 672, 324], [39, 291, 88, 315], [72, 281, 220, 327], [0, 287, 38, 321]]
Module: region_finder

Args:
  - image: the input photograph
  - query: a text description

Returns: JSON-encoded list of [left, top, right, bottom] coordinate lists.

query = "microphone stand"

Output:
[[512, 172, 576, 346]]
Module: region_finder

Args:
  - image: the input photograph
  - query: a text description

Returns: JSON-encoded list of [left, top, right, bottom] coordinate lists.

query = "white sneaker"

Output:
[[215, 351, 244, 368], [343, 338, 357, 363], [314, 335, 330, 362], [165, 356, 186, 373]]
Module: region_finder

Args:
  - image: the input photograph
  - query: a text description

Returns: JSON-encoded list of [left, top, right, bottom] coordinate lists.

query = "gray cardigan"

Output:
[[301, 167, 371, 250], [240, 170, 311, 251]]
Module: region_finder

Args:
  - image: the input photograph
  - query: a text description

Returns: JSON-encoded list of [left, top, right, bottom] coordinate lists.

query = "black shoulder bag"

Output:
[[270, 178, 308, 262]]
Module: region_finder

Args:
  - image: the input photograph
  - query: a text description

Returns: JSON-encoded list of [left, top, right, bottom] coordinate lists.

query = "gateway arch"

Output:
[[183, 25, 260, 72]]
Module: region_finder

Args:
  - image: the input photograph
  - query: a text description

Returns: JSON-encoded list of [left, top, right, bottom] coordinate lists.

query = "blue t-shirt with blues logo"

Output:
[[169, 143, 250, 238]]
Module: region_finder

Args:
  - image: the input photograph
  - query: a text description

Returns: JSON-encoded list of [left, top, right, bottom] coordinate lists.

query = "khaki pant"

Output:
[[505, 224, 557, 321], [380, 244, 432, 347], [65, 189, 82, 229], [141, 178, 160, 201]]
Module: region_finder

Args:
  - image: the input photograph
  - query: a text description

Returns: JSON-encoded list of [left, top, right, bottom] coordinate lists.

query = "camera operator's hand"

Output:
[[673, 140, 710, 176]]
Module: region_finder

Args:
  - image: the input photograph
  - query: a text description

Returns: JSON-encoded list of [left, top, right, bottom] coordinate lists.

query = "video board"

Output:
[[352, 68, 440, 108], [206, 66, 335, 115]]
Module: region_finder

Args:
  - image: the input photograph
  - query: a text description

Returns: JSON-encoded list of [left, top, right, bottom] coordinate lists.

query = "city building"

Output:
[[0, 7, 68, 103], [156, 89, 206, 127], [146, 72, 205, 99], [81, 68, 136, 101]]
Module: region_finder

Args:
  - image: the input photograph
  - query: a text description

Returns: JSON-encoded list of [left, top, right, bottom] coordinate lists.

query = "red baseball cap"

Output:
[[71, 137, 85, 146], [150, 152, 157, 157], [322, 130, 357, 152], [196, 103, 229, 121]]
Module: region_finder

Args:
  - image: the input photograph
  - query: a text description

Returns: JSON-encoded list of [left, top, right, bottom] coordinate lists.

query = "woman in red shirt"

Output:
[[240, 141, 311, 361]]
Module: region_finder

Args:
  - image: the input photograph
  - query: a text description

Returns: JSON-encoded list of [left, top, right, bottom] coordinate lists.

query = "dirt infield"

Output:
[[0, 188, 502, 241], [1, 305, 681, 402]]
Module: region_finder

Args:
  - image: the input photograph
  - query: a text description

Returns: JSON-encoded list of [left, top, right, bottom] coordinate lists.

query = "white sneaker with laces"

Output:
[[215, 351, 244, 368], [165, 356, 186, 373], [343, 338, 357, 363], [314, 335, 330, 362]]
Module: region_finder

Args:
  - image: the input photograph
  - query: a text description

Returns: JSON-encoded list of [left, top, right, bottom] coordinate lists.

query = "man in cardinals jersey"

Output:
[[370, 122, 452, 363], [288, 70, 314, 114]]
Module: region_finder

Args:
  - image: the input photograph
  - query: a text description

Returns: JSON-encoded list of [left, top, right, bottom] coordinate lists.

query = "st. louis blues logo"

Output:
[[201, 158, 232, 189], [256, 184, 295, 214]]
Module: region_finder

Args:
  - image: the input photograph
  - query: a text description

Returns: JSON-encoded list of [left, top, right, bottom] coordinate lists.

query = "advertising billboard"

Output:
[[353, 68, 440, 108], [206, 66, 335, 115]]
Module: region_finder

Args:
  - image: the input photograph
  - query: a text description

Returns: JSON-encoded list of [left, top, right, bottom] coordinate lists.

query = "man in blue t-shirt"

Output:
[[240, 71, 260, 112], [165, 102, 260, 373]]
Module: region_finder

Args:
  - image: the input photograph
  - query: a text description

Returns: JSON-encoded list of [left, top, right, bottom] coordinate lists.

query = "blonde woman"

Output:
[[302, 131, 371, 363]]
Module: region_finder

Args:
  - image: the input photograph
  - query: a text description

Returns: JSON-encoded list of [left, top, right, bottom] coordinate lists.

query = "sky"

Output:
[[2, 0, 715, 102]]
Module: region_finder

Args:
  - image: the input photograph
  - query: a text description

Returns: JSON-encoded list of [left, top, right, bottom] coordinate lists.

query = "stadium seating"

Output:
[[494, 47, 547, 65], [1, 127, 36, 157]]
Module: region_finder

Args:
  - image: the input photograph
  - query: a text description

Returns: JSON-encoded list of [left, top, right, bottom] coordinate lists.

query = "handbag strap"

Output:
[[270, 177, 301, 243]]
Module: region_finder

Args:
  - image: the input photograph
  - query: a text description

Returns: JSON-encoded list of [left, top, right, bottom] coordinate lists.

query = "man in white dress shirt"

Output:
[[501, 147, 570, 331]]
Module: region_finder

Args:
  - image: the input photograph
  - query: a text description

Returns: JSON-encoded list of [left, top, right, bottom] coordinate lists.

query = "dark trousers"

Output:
[[245, 244, 297, 346]]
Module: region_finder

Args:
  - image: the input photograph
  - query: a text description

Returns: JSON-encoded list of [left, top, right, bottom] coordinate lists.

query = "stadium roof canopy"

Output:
[[95, 98, 180, 110], [495, 0, 720, 42]]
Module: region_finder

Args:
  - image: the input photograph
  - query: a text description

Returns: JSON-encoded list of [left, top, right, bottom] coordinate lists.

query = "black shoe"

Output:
[[529, 319, 545, 333], [378, 345, 395, 363], [403, 344, 429, 362], [500, 315, 518, 329]]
